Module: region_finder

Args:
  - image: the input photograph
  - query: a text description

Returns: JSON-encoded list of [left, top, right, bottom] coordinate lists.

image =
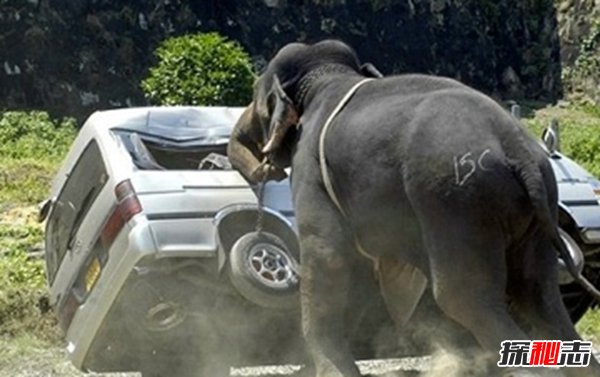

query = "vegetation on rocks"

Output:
[[0, 0, 563, 121], [557, 0, 600, 105], [562, 19, 600, 105]]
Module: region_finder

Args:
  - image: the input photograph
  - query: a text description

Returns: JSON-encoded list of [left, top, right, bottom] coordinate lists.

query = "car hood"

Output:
[[550, 153, 597, 202], [549, 152, 600, 229], [549, 152, 595, 184]]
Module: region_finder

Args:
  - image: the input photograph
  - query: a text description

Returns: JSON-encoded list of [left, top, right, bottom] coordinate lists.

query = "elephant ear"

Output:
[[262, 75, 299, 154], [360, 62, 383, 78]]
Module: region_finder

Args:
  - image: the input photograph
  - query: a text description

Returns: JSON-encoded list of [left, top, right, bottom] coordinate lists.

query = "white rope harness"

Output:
[[318, 78, 374, 216], [318, 78, 376, 264]]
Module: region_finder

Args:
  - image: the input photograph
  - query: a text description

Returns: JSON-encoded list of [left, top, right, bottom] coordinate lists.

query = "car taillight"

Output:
[[100, 179, 142, 249]]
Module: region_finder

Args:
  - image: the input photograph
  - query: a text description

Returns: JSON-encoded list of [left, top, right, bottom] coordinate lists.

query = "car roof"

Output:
[[88, 106, 246, 146]]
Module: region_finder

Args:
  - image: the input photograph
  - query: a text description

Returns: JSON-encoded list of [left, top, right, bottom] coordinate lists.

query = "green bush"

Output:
[[0, 111, 77, 162], [141, 32, 255, 106]]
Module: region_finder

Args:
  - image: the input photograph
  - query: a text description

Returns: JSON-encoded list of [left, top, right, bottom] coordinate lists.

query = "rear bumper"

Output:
[[65, 219, 159, 369], [62, 206, 298, 372], [559, 201, 600, 244]]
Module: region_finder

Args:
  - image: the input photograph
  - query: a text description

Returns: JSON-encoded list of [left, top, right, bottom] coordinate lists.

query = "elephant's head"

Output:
[[228, 40, 382, 183]]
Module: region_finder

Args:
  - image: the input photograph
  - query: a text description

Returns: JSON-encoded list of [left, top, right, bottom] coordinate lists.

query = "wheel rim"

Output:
[[248, 242, 298, 289], [558, 228, 585, 285]]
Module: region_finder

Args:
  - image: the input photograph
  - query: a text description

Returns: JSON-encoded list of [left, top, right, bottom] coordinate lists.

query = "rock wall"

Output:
[[556, 0, 600, 104], [0, 0, 562, 122], [557, 0, 600, 65]]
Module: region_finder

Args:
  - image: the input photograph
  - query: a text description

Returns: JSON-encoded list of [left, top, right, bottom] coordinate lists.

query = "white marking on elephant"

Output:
[[453, 148, 492, 186], [477, 148, 493, 171], [454, 152, 476, 186]]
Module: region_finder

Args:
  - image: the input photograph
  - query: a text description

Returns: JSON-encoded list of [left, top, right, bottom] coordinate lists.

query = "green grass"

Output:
[[0, 158, 61, 208], [0, 111, 76, 207], [0, 207, 61, 342], [577, 308, 600, 344], [522, 102, 600, 177], [0, 111, 75, 343]]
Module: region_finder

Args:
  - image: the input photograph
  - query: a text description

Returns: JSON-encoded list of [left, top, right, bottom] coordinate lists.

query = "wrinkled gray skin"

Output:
[[229, 40, 600, 377], [227, 102, 289, 183]]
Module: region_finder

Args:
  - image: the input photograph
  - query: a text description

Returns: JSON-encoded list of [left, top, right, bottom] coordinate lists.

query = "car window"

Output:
[[113, 130, 229, 170], [45, 140, 108, 284]]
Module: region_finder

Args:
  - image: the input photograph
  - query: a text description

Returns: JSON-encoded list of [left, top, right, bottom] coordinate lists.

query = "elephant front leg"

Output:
[[299, 228, 362, 377]]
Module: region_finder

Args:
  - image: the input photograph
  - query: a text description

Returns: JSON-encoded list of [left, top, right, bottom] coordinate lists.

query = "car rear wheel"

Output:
[[559, 228, 600, 322], [228, 231, 300, 310]]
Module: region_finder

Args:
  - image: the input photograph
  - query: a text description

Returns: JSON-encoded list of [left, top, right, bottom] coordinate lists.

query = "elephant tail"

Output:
[[515, 157, 600, 303]]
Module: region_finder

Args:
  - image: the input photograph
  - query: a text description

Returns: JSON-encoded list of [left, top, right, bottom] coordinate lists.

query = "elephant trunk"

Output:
[[262, 76, 299, 154]]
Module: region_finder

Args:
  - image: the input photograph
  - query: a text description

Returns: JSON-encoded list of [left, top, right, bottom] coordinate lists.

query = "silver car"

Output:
[[40, 106, 307, 376]]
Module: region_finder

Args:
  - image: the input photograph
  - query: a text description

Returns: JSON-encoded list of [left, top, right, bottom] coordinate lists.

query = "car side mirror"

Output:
[[541, 118, 560, 155], [38, 197, 55, 222]]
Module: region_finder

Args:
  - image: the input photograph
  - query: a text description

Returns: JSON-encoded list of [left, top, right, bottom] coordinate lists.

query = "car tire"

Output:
[[229, 231, 300, 310], [561, 267, 600, 323], [559, 228, 600, 323]]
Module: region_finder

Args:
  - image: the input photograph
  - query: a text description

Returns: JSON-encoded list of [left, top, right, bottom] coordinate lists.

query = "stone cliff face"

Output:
[[556, 0, 600, 104], [1, 0, 562, 122], [557, 0, 600, 65]]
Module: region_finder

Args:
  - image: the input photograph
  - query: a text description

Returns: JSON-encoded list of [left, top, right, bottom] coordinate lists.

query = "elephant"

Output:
[[228, 39, 600, 377]]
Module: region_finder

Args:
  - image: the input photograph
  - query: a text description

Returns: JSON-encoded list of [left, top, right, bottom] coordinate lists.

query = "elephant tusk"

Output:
[[262, 122, 288, 154]]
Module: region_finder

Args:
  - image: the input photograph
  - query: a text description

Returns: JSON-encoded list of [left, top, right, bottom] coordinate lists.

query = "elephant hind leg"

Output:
[[509, 236, 600, 377], [415, 213, 530, 363]]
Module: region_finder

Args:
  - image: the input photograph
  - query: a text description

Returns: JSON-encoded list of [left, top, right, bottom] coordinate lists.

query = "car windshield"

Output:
[[45, 140, 108, 283]]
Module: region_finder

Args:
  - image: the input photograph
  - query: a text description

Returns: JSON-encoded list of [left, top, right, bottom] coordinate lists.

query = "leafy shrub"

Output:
[[141, 32, 255, 106]]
